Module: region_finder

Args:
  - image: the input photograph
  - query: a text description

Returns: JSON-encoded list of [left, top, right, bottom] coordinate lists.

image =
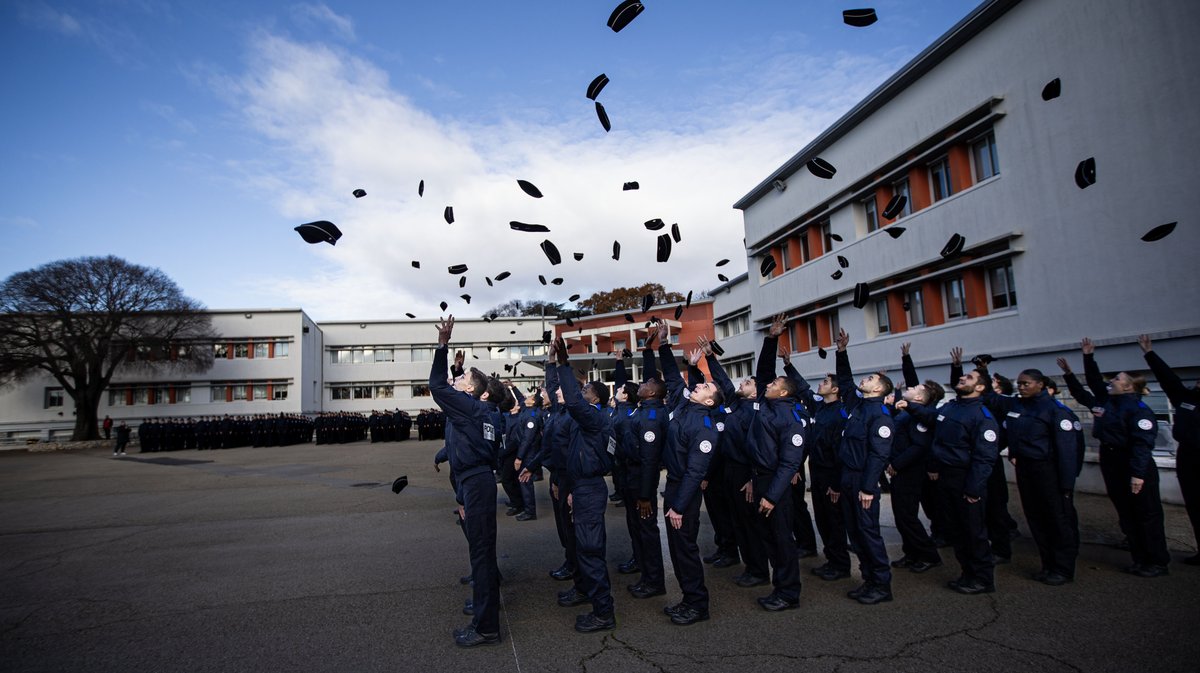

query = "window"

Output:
[[176, 344, 193, 359], [613, 340, 627, 352], [274, 341, 290, 358], [376, 385, 394, 399], [716, 313, 750, 339], [798, 231, 811, 263], [410, 348, 434, 362], [864, 197, 879, 233], [930, 158, 953, 202], [331, 349, 351, 364], [272, 385, 288, 401], [820, 221, 834, 253], [778, 243, 791, 272], [254, 343, 269, 359], [110, 389, 128, 406], [231, 385, 248, 400], [253, 385, 268, 400], [944, 277, 966, 320], [352, 349, 365, 364], [891, 179, 912, 218], [670, 334, 680, 345], [45, 388, 64, 408], [134, 388, 149, 405], [233, 344, 250, 359], [807, 320, 819, 349], [829, 311, 841, 343], [331, 387, 351, 400], [214, 344, 229, 358], [973, 131, 999, 181], [375, 349, 393, 363], [353, 386, 373, 399], [210, 386, 226, 403], [989, 263, 1017, 310], [906, 289, 926, 327], [412, 384, 431, 397], [874, 299, 890, 335], [176, 387, 192, 404]]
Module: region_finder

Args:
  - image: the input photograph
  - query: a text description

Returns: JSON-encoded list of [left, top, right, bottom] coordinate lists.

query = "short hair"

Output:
[[1020, 368, 1045, 381], [467, 368, 488, 399], [923, 379, 945, 405], [1043, 377, 1058, 393], [969, 367, 990, 392], [875, 372, 895, 397], [775, 376, 798, 398], [588, 381, 610, 407], [489, 378, 515, 412], [620, 382, 639, 401], [993, 373, 1014, 395], [709, 386, 725, 407], [641, 378, 666, 399]]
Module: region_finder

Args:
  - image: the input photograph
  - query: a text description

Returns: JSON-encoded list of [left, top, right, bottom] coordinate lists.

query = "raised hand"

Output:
[[900, 342, 911, 357], [1081, 337, 1094, 355], [656, 320, 670, 345], [553, 336, 569, 364], [1056, 357, 1072, 374], [436, 315, 455, 347], [698, 334, 713, 357], [950, 346, 963, 366], [836, 328, 849, 352], [687, 348, 704, 366], [613, 348, 625, 362], [643, 327, 658, 350], [768, 313, 787, 338], [778, 344, 791, 366], [1138, 334, 1152, 354]]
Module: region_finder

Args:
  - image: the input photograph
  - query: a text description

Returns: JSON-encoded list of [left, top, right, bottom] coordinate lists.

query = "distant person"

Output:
[[102, 415, 113, 440], [113, 422, 130, 456]]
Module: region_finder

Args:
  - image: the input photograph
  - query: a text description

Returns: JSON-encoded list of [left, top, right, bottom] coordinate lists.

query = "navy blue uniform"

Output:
[[515, 405, 543, 517], [908, 397, 1000, 588], [430, 346, 501, 636], [624, 397, 667, 590], [891, 354, 941, 566], [1144, 349, 1199, 559], [543, 366, 578, 580]]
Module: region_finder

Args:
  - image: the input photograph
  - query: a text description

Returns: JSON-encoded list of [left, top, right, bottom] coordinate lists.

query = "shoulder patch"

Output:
[[643, 430, 656, 443], [1059, 419, 1073, 432], [1137, 418, 1154, 431], [699, 440, 713, 454], [526, 421, 535, 429], [878, 425, 892, 438], [791, 433, 803, 446], [648, 409, 657, 419], [983, 429, 997, 442], [716, 421, 726, 432]]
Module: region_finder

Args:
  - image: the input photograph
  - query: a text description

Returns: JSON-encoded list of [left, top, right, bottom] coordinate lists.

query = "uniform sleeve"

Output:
[[1062, 372, 1097, 409], [755, 336, 778, 399], [510, 386, 525, 408], [1082, 353, 1110, 406], [1144, 351, 1187, 406], [559, 365, 606, 433], [1128, 403, 1158, 479], [658, 344, 686, 409], [545, 361, 562, 411], [1052, 407, 1081, 491], [687, 363, 706, 386], [889, 415, 923, 470], [863, 411, 894, 494], [980, 389, 1018, 415], [518, 412, 541, 462], [429, 346, 477, 421], [765, 419, 804, 504], [966, 415, 1000, 498], [783, 361, 811, 395], [949, 362, 963, 388], [614, 358, 629, 388], [642, 347, 659, 382], [901, 353, 920, 388], [706, 354, 738, 404], [637, 418, 664, 501], [835, 350, 860, 412], [670, 425, 717, 513]]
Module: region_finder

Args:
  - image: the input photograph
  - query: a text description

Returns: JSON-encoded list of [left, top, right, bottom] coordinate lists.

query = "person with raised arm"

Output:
[[542, 357, 578, 584]]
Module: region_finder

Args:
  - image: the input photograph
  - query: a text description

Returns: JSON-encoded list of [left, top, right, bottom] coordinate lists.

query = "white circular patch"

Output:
[[526, 421, 535, 429], [699, 440, 713, 454], [716, 422, 726, 432], [1138, 419, 1154, 431], [644, 431, 656, 442], [984, 429, 997, 442], [1073, 421, 1082, 431], [878, 426, 892, 439], [791, 433, 804, 446], [916, 423, 929, 433], [1059, 419, 1073, 432]]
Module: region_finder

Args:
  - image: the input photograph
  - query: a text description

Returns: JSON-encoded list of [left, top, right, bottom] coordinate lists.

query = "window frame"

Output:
[[891, 179, 912, 218], [987, 262, 1018, 311], [972, 131, 1000, 182], [943, 276, 967, 320], [906, 288, 926, 328], [863, 197, 879, 233], [874, 299, 890, 335], [930, 157, 953, 202]]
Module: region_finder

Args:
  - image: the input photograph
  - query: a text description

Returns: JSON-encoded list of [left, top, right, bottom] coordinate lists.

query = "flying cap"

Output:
[[940, 233, 966, 258], [837, 255, 850, 269], [710, 341, 725, 356], [607, 0, 645, 33], [671, 222, 681, 243], [644, 218, 665, 231], [656, 234, 672, 262], [391, 476, 408, 494], [829, 233, 843, 242], [852, 282, 871, 309], [551, 277, 564, 285], [418, 180, 424, 197], [405, 313, 416, 319], [510, 221, 550, 233], [458, 276, 466, 288], [294, 220, 342, 245], [573, 252, 584, 261], [495, 271, 511, 281], [1074, 158, 1096, 189], [685, 290, 693, 307], [716, 259, 729, 267], [587, 74, 609, 100], [817, 347, 828, 359], [641, 294, 654, 313], [411, 260, 420, 268], [569, 294, 581, 302], [1041, 78, 1061, 101], [444, 206, 455, 224], [353, 188, 367, 198], [842, 8, 878, 27], [806, 157, 837, 179], [831, 270, 843, 280], [517, 179, 543, 198], [760, 256, 777, 277], [884, 226, 906, 239], [674, 305, 684, 320], [439, 301, 448, 311], [538, 275, 547, 285], [882, 193, 908, 219], [448, 264, 468, 275], [485, 277, 493, 287], [612, 240, 622, 260], [595, 102, 611, 132], [565, 317, 574, 327], [1142, 222, 1177, 242], [541, 239, 563, 265], [460, 294, 471, 304], [718, 273, 729, 282], [623, 181, 639, 191], [624, 313, 635, 323], [541, 330, 552, 343]]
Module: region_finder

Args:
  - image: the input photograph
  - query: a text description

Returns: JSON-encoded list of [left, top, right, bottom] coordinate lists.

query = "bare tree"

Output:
[[0, 256, 216, 440]]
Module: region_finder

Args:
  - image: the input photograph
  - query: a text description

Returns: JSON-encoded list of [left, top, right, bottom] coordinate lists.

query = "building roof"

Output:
[[732, 0, 1020, 211]]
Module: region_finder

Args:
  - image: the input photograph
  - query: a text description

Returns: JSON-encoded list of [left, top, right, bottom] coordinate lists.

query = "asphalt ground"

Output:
[[1, 440, 1197, 673]]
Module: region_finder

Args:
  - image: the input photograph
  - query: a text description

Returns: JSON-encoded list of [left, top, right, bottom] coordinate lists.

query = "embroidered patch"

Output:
[[527, 421, 535, 429], [716, 422, 726, 432], [699, 440, 713, 453], [643, 431, 656, 442], [1060, 419, 1073, 431], [983, 429, 997, 442], [937, 415, 946, 422], [1138, 418, 1154, 431], [1007, 411, 1021, 418], [483, 423, 496, 441], [791, 433, 803, 446], [1073, 421, 1082, 431], [916, 423, 928, 433], [878, 426, 891, 439]]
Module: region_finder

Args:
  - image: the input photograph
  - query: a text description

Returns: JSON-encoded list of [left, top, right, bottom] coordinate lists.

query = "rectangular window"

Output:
[[798, 231, 811, 263], [989, 263, 1017, 310], [210, 386, 226, 403], [973, 131, 1000, 181], [231, 385, 248, 401], [669, 334, 680, 345], [807, 320, 819, 349], [410, 348, 434, 362], [134, 388, 149, 405], [930, 158, 953, 202], [45, 388, 64, 408], [331, 387, 351, 400], [331, 349, 351, 364], [829, 312, 841, 344], [613, 340, 627, 353], [233, 344, 250, 359], [864, 197, 879, 232], [820, 221, 833, 253], [274, 341, 289, 358], [254, 343, 269, 359], [272, 385, 288, 401], [875, 299, 890, 335], [352, 349, 365, 364], [253, 385, 268, 400], [110, 389, 128, 406], [906, 289, 926, 327], [891, 179, 912, 218], [176, 387, 191, 404], [412, 384, 431, 397], [374, 348, 393, 363], [778, 243, 791, 272], [214, 344, 229, 358], [353, 386, 373, 399], [944, 277, 966, 320], [376, 385, 394, 399], [176, 344, 193, 359]]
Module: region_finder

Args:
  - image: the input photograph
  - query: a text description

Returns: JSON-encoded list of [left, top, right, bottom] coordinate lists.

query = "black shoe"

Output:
[[909, 560, 942, 574], [847, 582, 870, 599], [629, 584, 666, 599], [515, 511, 537, 521], [663, 602, 685, 617], [1040, 572, 1072, 586], [550, 565, 575, 581], [670, 605, 710, 625], [614, 499, 625, 508], [460, 574, 473, 585], [454, 626, 500, 647], [757, 594, 799, 612], [618, 559, 640, 574], [703, 552, 724, 564], [1031, 570, 1049, 582], [950, 579, 995, 595], [856, 584, 893, 605], [557, 589, 590, 607], [609, 492, 622, 502], [575, 612, 616, 633], [1183, 554, 1200, 566], [734, 574, 769, 588], [462, 599, 474, 615], [890, 556, 915, 569], [712, 555, 740, 568], [1132, 564, 1169, 578], [505, 507, 520, 516], [814, 565, 851, 581]]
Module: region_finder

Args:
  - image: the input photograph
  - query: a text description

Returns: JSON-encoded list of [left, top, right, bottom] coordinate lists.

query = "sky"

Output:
[[0, 0, 982, 321]]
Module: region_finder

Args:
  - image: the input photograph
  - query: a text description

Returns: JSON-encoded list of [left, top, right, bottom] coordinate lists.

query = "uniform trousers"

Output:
[[985, 455, 1015, 558], [724, 462, 769, 579], [460, 471, 500, 634], [1177, 442, 1200, 552], [789, 464, 818, 554], [1014, 458, 1078, 577], [703, 460, 739, 559], [750, 474, 801, 602], [939, 467, 994, 586], [665, 481, 709, 611], [840, 470, 892, 587], [890, 465, 941, 564], [810, 464, 851, 570], [1099, 445, 1170, 567], [549, 470, 577, 575], [498, 453, 524, 511], [623, 482, 665, 589], [571, 476, 614, 616]]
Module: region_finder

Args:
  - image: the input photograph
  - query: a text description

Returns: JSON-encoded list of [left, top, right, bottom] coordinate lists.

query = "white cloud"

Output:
[[18, 2, 81, 35], [291, 3, 356, 42], [216, 32, 893, 321]]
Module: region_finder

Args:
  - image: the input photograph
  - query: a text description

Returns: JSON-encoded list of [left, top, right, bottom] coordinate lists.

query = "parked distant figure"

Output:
[[113, 422, 130, 457], [102, 415, 113, 440]]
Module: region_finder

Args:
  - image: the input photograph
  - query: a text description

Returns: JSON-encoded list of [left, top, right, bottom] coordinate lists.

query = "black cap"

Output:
[[411, 260, 420, 268], [852, 282, 871, 309], [551, 277, 564, 285], [517, 179, 543, 198], [460, 294, 471, 304], [1041, 77, 1061, 101], [674, 305, 684, 320], [718, 273, 728, 282], [710, 341, 726, 356], [656, 233, 672, 262], [607, 0, 645, 33], [644, 218, 665, 231], [882, 193, 908, 219], [1074, 158, 1096, 189], [503, 364, 512, 372], [353, 188, 367, 198], [495, 271, 511, 281], [806, 157, 837, 179], [418, 180, 424, 197], [902, 301, 911, 311], [541, 239, 562, 265], [842, 8, 878, 27], [496, 347, 506, 352], [940, 233, 965, 259], [760, 255, 777, 277], [294, 220, 342, 245], [817, 346, 828, 359], [573, 252, 584, 261], [716, 259, 729, 267], [448, 264, 468, 275], [623, 181, 639, 190], [458, 276, 466, 288], [831, 270, 843, 280], [510, 221, 550, 233], [641, 294, 653, 313], [612, 240, 621, 260], [444, 206, 455, 224], [486, 277, 493, 287], [405, 312, 416, 319], [971, 354, 994, 367], [595, 101, 611, 132], [587, 73, 609, 100], [685, 290, 693, 307], [569, 294, 581, 302], [829, 233, 843, 242], [391, 475, 408, 494], [884, 226, 906, 239], [622, 348, 633, 358], [1142, 222, 1177, 242], [538, 275, 547, 285], [837, 255, 850, 269], [482, 315, 492, 323], [565, 317, 574, 327], [671, 222, 681, 243], [624, 313, 634, 323], [439, 301, 448, 311], [541, 330, 552, 343]]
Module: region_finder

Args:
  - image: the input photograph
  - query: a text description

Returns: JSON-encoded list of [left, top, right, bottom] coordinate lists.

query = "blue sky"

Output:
[[1, 0, 980, 320]]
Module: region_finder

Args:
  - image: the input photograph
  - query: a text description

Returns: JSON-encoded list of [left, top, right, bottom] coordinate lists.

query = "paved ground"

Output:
[[1, 440, 1197, 673]]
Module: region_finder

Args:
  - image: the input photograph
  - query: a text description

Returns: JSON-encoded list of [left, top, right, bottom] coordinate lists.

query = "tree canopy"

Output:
[[0, 256, 215, 440], [576, 283, 685, 315]]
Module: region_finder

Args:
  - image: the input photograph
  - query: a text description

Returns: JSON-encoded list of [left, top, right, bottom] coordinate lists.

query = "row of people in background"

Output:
[[135, 414, 314, 452], [415, 409, 447, 441], [367, 410, 414, 443]]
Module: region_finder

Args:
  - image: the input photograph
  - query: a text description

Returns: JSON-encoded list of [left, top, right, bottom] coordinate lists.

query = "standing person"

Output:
[[499, 389, 526, 518], [1059, 338, 1168, 577], [1139, 335, 1199, 565], [901, 365, 1001, 595], [833, 329, 896, 605], [102, 415, 113, 440], [541, 370, 578, 583], [978, 365, 1082, 585], [549, 337, 617, 633], [888, 343, 944, 575], [429, 316, 508, 647], [618, 339, 668, 599], [113, 421, 130, 456], [514, 389, 544, 522]]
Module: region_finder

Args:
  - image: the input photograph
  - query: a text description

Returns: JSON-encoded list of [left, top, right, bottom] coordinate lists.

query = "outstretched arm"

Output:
[[1140, 335, 1187, 405], [900, 342, 920, 388]]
